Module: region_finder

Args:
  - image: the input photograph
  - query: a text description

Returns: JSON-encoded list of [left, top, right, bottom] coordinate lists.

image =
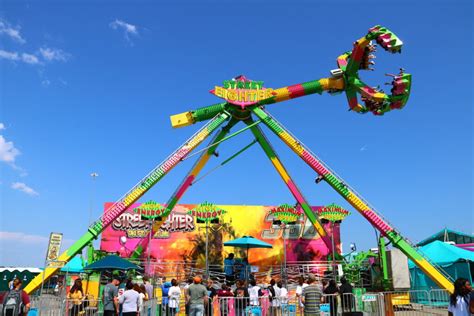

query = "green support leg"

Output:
[[245, 120, 335, 256]]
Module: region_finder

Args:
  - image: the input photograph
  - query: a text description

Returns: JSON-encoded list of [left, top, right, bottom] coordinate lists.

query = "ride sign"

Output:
[[318, 203, 350, 222], [210, 75, 276, 108], [45, 232, 63, 262], [133, 200, 167, 220], [187, 201, 226, 222], [268, 203, 303, 224]]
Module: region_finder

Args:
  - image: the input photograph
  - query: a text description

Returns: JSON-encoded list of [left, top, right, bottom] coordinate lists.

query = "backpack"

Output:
[[2, 289, 24, 316]]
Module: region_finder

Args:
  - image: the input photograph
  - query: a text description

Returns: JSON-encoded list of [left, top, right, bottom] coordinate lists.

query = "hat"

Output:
[[193, 276, 202, 283]]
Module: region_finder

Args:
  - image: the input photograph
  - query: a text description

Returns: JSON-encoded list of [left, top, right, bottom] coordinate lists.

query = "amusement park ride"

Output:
[[24, 25, 455, 294]]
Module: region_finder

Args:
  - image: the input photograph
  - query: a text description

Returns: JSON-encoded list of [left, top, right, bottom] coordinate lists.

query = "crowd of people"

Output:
[[100, 276, 153, 316], [140, 275, 474, 316], [2, 274, 474, 316], [160, 273, 355, 316]]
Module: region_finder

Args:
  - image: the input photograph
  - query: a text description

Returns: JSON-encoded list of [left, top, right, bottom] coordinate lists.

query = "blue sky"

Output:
[[0, 0, 472, 267]]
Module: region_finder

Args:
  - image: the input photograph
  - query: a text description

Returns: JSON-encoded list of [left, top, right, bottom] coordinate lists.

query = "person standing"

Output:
[[119, 281, 140, 316], [277, 281, 288, 314], [268, 279, 281, 316], [320, 279, 328, 293], [224, 254, 235, 284], [143, 276, 153, 300], [67, 279, 84, 316], [217, 284, 233, 316], [133, 284, 146, 316], [103, 277, 120, 316], [301, 274, 323, 316], [184, 277, 194, 316], [234, 280, 249, 316], [2, 278, 30, 316], [295, 276, 308, 311], [187, 276, 208, 316], [323, 279, 339, 316], [339, 276, 354, 312], [162, 278, 172, 316], [238, 258, 250, 282], [470, 285, 474, 314], [448, 278, 471, 316], [248, 280, 263, 310], [205, 279, 217, 316], [140, 285, 150, 316], [168, 279, 181, 316]]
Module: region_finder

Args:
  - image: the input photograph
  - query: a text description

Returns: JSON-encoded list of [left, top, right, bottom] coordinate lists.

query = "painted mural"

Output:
[[100, 203, 341, 268]]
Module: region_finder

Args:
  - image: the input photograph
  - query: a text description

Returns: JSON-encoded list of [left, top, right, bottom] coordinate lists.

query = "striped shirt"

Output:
[[302, 284, 322, 315]]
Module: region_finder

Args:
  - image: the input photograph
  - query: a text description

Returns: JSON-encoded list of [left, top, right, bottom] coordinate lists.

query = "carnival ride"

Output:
[[24, 25, 454, 294]]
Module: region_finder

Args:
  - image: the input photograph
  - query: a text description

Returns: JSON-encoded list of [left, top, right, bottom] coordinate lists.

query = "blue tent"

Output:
[[409, 240, 474, 290], [60, 256, 85, 274], [83, 255, 143, 271]]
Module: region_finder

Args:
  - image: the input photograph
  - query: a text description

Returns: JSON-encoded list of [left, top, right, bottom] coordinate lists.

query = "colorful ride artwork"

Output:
[[100, 203, 342, 268], [24, 25, 454, 294]]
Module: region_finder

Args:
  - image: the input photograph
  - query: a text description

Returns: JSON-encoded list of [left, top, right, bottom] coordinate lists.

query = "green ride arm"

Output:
[[24, 112, 230, 294]]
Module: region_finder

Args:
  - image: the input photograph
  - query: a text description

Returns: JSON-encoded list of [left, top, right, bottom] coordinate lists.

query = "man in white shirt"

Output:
[[248, 280, 262, 307]]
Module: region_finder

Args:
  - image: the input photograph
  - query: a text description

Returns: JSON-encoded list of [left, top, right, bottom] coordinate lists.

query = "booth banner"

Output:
[[45, 232, 63, 262], [100, 203, 341, 266]]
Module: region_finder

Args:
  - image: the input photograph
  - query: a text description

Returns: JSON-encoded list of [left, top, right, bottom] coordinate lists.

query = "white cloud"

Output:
[[0, 131, 27, 174], [0, 135, 20, 163], [0, 49, 41, 65], [0, 49, 19, 61], [110, 19, 139, 43], [0, 231, 75, 247], [41, 79, 51, 87], [0, 19, 26, 44], [0, 231, 48, 244], [39, 47, 70, 62], [1, 47, 72, 66], [11, 182, 39, 196], [21, 53, 40, 64], [360, 145, 368, 152]]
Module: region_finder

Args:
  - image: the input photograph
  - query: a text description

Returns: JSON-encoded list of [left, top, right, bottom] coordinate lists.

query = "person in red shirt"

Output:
[[2, 278, 30, 316], [217, 284, 233, 316]]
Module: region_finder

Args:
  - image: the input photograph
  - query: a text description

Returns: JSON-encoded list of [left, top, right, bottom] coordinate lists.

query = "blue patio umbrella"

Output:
[[224, 236, 272, 281], [83, 255, 143, 272], [223, 235, 273, 258]]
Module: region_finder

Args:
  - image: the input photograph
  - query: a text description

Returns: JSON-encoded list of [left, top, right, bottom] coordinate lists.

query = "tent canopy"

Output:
[[417, 228, 474, 247], [83, 255, 143, 271], [60, 256, 85, 273], [409, 240, 474, 268]]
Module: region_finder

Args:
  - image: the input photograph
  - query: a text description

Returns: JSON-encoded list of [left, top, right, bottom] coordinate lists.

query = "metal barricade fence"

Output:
[[381, 290, 431, 313], [323, 292, 385, 316], [144, 298, 158, 316], [30, 295, 64, 316], [428, 289, 450, 311], [64, 298, 101, 316], [29, 298, 158, 316], [380, 290, 449, 316], [210, 296, 300, 316], [25, 289, 452, 316]]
